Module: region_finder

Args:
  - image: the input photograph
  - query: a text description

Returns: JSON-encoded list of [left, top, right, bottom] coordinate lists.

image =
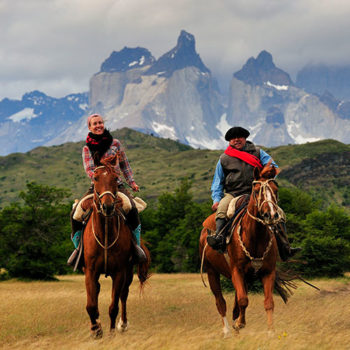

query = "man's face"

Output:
[[229, 137, 246, 150], [88, 116, 105, 135]]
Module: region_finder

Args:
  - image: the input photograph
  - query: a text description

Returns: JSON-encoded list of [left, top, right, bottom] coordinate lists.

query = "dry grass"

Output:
[[0, 274, 350, 350]]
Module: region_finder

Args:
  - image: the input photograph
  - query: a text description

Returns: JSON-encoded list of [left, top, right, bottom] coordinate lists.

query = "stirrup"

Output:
[[134, 244, 147, 263], [289, 247, 302, 257], [67, 249, 79, 266], [207, 234, 225, 251]]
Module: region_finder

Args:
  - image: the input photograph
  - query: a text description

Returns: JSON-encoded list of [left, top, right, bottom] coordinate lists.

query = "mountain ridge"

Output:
[[1, 30, 350, 155], [0, 129, 349, 210]]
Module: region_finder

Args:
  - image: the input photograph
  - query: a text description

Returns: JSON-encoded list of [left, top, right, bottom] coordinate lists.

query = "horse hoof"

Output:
[[109, 328, 116, 337], [90, 321, 103, 339], [223, 329, 231, 338], [117, 318, 129, 332], [232, 321, 245, 331]]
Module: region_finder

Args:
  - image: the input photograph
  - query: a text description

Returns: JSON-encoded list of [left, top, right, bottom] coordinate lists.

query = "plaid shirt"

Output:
[[82, 139, 135, 187]]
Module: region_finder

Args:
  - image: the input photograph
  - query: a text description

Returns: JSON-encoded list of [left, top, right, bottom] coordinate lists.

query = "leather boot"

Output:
[[126, 207, 147, 263], [207, 218, 227, 252], [275, 222, 301, 261], [67, 214, 84, 267]]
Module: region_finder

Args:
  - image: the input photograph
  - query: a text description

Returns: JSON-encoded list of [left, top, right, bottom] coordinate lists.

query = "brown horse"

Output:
[[83, 154, 150, 338], [199, 162, 290, 337]]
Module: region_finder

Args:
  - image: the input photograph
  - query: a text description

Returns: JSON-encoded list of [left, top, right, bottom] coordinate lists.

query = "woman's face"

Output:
[[88, 115, 105, 135]]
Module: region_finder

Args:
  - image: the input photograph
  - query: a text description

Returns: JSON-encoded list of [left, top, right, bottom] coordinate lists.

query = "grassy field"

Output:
[[1, 274, 350, 350]]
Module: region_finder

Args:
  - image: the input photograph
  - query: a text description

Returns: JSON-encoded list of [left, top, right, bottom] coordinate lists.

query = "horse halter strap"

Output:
[[247, 178, 281, 225], [93, 166, 118, 217], [92, 165, 119, 275]]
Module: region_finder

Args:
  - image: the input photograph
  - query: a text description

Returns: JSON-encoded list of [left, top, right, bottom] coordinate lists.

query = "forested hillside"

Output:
[[0, 129, 349, 209], [0, 131, 349, 280]]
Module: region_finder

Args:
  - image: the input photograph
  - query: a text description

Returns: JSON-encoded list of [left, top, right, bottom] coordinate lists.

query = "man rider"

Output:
[[206, 126, 301, 260]]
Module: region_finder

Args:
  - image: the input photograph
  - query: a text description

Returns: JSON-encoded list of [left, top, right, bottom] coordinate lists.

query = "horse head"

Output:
[[93, 154, 119, 217], [251, 160, 281, 225]]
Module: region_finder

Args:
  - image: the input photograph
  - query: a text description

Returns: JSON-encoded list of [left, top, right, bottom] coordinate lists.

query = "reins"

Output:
[[247, 179, 281, 225], [91, 214, 120, 275], [238, 178, 281, 272], [92, 165, 121, 275]]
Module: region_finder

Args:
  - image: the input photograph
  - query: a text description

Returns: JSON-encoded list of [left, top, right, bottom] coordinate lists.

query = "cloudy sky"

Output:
[[1, 0, 350, 100]]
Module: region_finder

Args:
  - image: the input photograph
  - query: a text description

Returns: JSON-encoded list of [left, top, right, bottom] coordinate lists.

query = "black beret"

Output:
[[225, 127, 250, 141]]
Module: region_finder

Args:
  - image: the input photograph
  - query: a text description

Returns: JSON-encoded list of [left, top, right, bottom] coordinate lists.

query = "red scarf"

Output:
[[224, 146, 263, 169]]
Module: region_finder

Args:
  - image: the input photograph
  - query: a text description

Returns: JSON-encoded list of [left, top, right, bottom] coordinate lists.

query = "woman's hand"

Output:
[[131, 183, 139, 192]]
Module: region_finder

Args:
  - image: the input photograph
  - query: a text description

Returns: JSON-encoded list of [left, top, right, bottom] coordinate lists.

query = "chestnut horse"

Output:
[[83, 154, 150, 338], [199, 162, 290, 337]]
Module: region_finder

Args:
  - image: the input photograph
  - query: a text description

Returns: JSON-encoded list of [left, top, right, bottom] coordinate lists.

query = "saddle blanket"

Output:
[[73, 193, 147, 222]]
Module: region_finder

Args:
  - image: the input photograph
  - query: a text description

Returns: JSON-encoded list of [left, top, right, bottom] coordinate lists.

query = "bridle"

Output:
[[238, 178, 282, 272], [247, 178, 282, 226], [93, 166, 118, 217], [92, 165, 120, 275]]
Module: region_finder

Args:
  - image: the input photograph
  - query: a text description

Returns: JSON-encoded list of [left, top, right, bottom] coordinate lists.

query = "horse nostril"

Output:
[[263, 212, 270, 220], [274, 212, 279, 219]]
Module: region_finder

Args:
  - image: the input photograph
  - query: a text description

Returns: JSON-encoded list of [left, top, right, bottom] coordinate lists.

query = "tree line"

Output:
[[0, 180, 349, 280]]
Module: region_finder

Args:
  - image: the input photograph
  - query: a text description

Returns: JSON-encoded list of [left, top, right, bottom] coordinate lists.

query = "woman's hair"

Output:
[[87, 114, 103, 127]]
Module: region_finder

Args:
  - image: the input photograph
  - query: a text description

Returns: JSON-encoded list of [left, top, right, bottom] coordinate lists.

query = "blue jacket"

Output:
[[211, 148, 278, 203]]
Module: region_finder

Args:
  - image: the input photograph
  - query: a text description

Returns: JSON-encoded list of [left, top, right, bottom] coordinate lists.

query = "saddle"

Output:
[[73, 193, 147, 223], [203, 194, 249, 244]]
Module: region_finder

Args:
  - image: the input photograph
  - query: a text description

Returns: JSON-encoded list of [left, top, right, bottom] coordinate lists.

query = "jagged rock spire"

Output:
[[234, 50, 293, 86], [146, 30, 210, 77], [100, 47, 155, 73]]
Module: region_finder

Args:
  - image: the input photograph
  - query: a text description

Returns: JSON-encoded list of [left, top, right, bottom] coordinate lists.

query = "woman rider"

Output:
[[68, 114, 147, 266]]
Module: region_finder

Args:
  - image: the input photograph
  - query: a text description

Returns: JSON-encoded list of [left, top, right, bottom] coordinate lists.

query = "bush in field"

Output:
[[280, 189, 350, 277], [142, 179, 211, 272], [0, 183, 71, 280]]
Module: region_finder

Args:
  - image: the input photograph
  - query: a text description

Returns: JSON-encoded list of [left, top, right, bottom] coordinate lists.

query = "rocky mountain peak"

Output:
[[256, 50, 275, 70], [146, 30, 210, 77], [234, 50, 293, 87], [100, 47, 155, 73]]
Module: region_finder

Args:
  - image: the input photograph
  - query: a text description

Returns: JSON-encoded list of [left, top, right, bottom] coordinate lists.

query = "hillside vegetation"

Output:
[[0, 129, 349, 208]]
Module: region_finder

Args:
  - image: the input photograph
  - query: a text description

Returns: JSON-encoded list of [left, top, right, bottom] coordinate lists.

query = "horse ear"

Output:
[[109, 153, 118, 166], [93, 152, 101, 166], [103, 153, 118, 166], [253, 166, 260, 180]]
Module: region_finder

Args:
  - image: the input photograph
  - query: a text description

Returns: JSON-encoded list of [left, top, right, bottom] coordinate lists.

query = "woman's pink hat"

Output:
[[87, 114, 103, 126]]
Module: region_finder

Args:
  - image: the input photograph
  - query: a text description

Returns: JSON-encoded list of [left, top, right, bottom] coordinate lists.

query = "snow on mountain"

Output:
[[1, 31, 350, 155], [0, 91, 88, 155]]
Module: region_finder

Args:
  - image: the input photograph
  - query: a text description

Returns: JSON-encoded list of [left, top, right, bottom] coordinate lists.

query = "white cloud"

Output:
[[1, 0, 350, 99]]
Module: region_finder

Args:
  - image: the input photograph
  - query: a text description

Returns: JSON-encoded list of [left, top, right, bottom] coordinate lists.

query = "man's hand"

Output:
[[211, 202, 219, 211], [131, 183, 139, 192]]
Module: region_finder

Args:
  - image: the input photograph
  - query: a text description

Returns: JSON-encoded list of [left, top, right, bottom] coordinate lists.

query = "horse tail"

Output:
[[275, 268, 320, 303], [274, 269, 298, 303], [137, 241, 151, 292]]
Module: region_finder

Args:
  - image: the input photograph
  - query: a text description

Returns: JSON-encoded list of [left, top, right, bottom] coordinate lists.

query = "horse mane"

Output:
[[258, 159, 279, 180], [98, 154, 119, 176]]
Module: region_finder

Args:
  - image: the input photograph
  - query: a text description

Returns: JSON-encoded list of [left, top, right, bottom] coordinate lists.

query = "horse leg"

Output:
[[109, 270, 125, 333], [85, 268, 103, 339], [207, 267, 231, 338], [231, 268, 248, 331], [232, 291, 240, 321], [261, 270, 276, 332], [117, 266, 134, 333]]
